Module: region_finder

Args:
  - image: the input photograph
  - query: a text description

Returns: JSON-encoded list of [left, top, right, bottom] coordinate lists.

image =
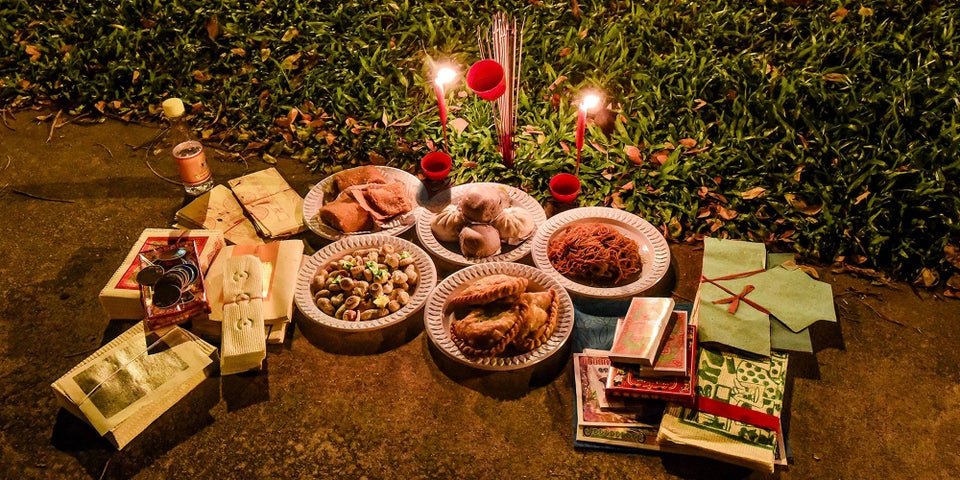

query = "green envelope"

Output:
[[698, 238, 771, 356]]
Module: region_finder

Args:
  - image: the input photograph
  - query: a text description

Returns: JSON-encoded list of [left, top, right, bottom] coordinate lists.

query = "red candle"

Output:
[[575, 92, 601, 175], [434, 67, 457, 152]]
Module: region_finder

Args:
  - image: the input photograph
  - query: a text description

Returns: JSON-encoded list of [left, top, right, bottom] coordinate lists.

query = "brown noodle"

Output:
[[547, 223, 642, 285]]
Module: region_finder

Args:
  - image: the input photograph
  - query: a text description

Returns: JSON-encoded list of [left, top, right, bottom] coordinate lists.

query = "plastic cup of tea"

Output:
[[549, 173, 581, 203], [421, 151, 453, 181], [466, 60, 506, 101]]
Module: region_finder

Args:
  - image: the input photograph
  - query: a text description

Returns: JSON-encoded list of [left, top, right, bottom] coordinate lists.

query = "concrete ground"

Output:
[[0, 112, 957, 479]]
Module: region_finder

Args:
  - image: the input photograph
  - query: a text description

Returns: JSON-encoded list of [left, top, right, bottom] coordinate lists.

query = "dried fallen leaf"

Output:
[[741, 187, 766, 200], [281, 27, 299, 42], [24, 45, 41, 62], [192, 70, 211, 82], [947, 273, 960, 290], [450, 117, 469, 134], [679, 138, 697, 148], [858, 6, 874, 16], [368, 151, 386, 165], [205, 15, 219, 41], [231, 47, 247, 57], [624, 145, 642, 165], [692, 98, 708, 111], [785, 193, 823, 215], [822, 72, 849, 83], [651, 150, 670, 165], [854, 190, 870, 205], [280, 52, 302, 70], [547, 75, 568, 92], [717, 206, 738, 221], [262, 153, 277, 165], [945, 244, 960, 269], [914, 268, 939, 288], [560, 141, 570, 154], [558, 47, 572, 57], [830, 7, 849, 22], [590, 141, 607, 154], [610, 192, 625, 209], [620, 181, 634, 191]]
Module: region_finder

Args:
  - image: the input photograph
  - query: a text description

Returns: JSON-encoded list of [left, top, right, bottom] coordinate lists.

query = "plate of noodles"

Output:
[[530, 207, 670, 299]]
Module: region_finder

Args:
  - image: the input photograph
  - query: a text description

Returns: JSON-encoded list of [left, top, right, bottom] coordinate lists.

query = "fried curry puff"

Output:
[[447, 274, 559, 357]]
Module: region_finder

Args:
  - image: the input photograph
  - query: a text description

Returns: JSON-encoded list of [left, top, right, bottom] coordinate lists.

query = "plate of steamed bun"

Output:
[[416, 183, 547, 266]]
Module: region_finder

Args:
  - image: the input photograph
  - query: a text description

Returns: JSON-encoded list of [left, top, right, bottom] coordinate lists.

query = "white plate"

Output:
[[416, 182, 547, 266], [530, 207, 670, 299], [295, 234, 437, 332], [423, 262, 574, 371], [303, 166, 429, 241]]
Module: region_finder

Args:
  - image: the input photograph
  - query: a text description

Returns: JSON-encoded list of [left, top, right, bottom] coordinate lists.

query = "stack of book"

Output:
[[573, 298, 697, 452]]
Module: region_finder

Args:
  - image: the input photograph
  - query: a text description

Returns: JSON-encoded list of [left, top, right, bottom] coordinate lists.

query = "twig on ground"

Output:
[[2, 155, 11, 171], [145, 158, 183, 186], [94, 143, 114, 158], [131, 127, 168, 151], [0, 109, 13, 131], [850, 296, 920, 332], [45, 109, 63, 143], [10, 189, 75, 203], [835, 287, 880, 299], [98, 456, 112, 480], [57, 112, 91, 128]]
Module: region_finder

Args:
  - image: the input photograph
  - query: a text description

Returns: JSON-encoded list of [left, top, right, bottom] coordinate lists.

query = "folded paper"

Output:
[[220, 255, 267, 375]]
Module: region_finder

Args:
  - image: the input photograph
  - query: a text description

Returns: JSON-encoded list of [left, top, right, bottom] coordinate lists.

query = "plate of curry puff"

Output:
[[424, 262, 574, 371], [304, 166, 429, 241]]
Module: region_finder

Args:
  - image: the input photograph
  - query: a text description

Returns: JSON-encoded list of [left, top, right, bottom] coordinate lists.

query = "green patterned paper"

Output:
[[657, 348, 788, 473]]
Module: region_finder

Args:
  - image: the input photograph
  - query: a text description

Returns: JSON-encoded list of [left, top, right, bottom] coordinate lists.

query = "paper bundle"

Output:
[[174, 184, 263, 245], [192, 240, 304, 344], [220, 255, 267, 375], [696, 237, 837, 356], [51, 323, 217, 449], [227, 168, 305, 238], [657, 348, 789, 472]]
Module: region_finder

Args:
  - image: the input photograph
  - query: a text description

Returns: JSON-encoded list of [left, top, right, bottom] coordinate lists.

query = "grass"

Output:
[[1, 0, 958, 281]]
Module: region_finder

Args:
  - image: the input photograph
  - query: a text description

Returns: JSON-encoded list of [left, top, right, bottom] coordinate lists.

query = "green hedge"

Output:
[[2, 0, 958, 280]]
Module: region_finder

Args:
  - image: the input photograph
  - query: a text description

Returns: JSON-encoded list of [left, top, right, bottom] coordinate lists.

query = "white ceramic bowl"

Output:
[[416, 182, 547, 266], [530, 207, 670, 299], [303, 166, 428, 241], [423, 262, 574, 371], [295, 234, 437, 332]]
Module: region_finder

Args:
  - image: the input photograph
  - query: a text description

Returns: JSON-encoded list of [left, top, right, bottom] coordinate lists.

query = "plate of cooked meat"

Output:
[[423, 262, 574, 371], [530, 207, 670, 299], [303, 166, 428, 241]]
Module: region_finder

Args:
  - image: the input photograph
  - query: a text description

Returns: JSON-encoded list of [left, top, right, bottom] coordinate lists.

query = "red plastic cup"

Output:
[[466, 60, 506, 101], [421, 151, 452, 181], [549, 173, 581, 203]]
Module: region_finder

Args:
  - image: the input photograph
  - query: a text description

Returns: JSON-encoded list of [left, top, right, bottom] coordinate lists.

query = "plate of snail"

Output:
[[295, 234, 437, 331]]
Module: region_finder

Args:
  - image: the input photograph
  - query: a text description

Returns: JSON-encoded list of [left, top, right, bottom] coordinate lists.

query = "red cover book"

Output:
[[614, 310, 689, 377], [609, 297, 676, 365], [604, 325, 698, 405]]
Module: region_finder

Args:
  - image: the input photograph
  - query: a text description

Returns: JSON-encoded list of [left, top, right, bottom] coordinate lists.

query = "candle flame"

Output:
[[580, 92, 602, 112], [435, 66, 457, 86]]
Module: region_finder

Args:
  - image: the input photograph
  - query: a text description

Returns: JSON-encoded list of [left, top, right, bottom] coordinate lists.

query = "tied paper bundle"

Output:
[[696, 237, 837, 356], [50, 323, 217, 449], [228, 167, 306, 238], [220, 255, 267, 375], [658, 348, 789, 473], [195, 240, 304, 345], [174, 184, 263, 245]]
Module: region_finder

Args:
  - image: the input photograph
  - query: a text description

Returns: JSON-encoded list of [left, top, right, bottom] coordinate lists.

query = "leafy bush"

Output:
[[2, 0, 958, 279]]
